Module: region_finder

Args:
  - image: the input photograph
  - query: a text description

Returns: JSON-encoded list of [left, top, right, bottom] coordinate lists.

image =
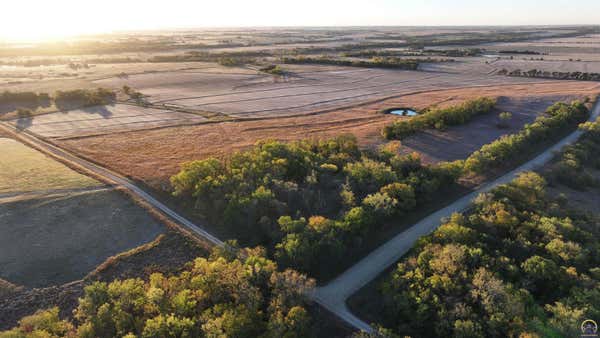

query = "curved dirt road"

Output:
[[0, 122, 224, 247], [311, 100, 600, 333]]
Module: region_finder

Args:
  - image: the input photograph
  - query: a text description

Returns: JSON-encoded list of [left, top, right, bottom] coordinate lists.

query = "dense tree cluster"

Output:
[[382, 97, 497, 140], [377, 172, 600, 337], [500, 68, 600, 82], [171, 136, 462, 277], [0, 247, 316, 338], [54, 88, 116, 109], [281, 56, 420, 70], [465, 101, 589, 173]]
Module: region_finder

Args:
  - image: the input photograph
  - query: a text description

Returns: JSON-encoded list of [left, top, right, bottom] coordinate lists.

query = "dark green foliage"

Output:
[[281, 56, 420, 70], [465, 101, 589, 173], [382, 97, 497, 140], [0, 248, 315, 338], [377, 172, 600, 337], [171, 135, 462, 277]]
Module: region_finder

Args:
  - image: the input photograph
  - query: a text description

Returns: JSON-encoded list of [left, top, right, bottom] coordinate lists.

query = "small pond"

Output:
[[389, 109, 419, 117]]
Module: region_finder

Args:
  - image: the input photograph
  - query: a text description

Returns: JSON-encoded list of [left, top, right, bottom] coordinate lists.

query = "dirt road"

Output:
[[311, 100, 600, 333], [0, 122, 224, 247]]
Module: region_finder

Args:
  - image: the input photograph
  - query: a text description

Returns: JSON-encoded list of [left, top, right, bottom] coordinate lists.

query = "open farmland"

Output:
[[10, 104, 207, 138], [56, 81, 600, 190], [483, 33, 600, 55], [0, 137, 165, 288], [93, 64, 548, 119], [0, 189, 165, 288], [6, 63, 559, 139], [0, 137, 100, 194]]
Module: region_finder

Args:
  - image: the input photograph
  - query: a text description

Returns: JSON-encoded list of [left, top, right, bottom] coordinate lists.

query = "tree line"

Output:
[[382, 97, 497, 140], [545, 117, 600, 190], [499, 68, 600, 82], [342, 48, 479, 58], [464, 101, 590, 174], [54, 88, 116, 109], [1, 89, 115, 115], [170, 135, 462, 278], [281, 56, 420, 70], [148, 51, 272, 66]]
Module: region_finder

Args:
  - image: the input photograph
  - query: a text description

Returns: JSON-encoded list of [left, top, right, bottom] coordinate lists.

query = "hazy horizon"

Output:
[[2, 0, 600, 42]]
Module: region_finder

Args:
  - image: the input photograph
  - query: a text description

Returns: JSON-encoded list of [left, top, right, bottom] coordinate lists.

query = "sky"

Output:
[[1, 0, 599, 41]]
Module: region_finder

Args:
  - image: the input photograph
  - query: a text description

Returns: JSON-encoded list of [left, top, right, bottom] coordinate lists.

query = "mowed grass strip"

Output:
[[0, 138, 101, 194]]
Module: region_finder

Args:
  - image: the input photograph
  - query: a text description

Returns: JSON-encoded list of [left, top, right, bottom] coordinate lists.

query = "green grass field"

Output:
[[0, 138, 101, 194]]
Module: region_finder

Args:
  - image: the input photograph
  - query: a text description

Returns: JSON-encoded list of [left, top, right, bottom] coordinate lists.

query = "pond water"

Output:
[[389, 109, 418, 116]]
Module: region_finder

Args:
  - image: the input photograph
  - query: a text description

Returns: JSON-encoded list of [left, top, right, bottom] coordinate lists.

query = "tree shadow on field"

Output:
[[15, 116, 33, 132], [80, 105, 113, 119]]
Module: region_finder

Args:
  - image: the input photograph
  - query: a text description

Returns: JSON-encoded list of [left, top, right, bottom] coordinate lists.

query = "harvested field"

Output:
[[94, 64, 545, 118], [0, 138, 100, 194], [10, 104, 207, 138], [0, 188, 165, 288], [484, 34, 600, 55], [490, 59, 600, 74], [0, 62, 217, 90], [57, 82, 600, 190], [398, 95, 586, 163]]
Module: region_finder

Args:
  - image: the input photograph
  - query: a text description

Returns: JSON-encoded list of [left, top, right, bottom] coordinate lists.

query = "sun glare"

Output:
[[4, 27, 79, 43], [1, 1, 113, 43]]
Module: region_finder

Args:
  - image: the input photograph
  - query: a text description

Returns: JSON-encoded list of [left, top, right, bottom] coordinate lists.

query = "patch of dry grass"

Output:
[[0, 138, 101, 194]]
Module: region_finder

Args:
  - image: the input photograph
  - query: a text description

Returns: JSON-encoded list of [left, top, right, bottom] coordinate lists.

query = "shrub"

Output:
[[260, 64, 285, 75], [497, 112, 513, 129]]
